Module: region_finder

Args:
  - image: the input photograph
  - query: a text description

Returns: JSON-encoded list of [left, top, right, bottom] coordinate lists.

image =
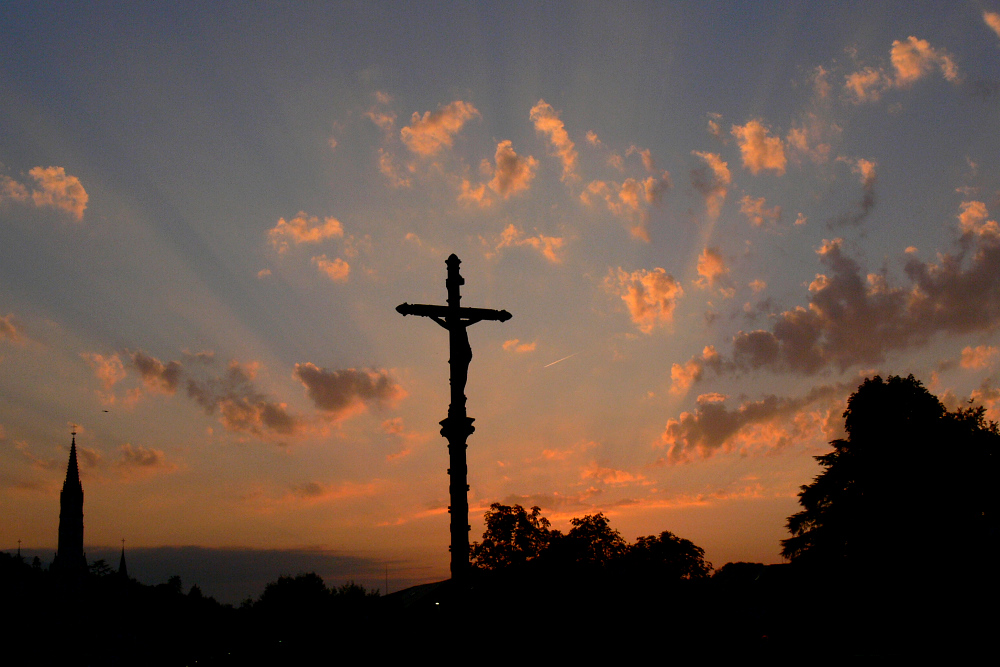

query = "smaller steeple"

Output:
[[118, 539, 128, 579]]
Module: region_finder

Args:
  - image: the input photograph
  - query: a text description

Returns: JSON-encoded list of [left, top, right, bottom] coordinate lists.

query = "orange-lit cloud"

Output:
[[957, 201, 998, 237], [580, 461, 644, 485], [657, 383, 848, 463], [82, 352, 127, 391], [377, 149, 412, 188], [293, 363, 405, 419], [28, 166, 88, 220], [585, 130, 601, 146], [485, 223, 565, 263], [286, 479, 380, 504], [400, 100, 480, 156], [890, 36, 959, 86], [749, 279, 767, 294], [731, 120, 787, 175], [268, 211, 344, 253], [502, 339, 537, 353], [1, 175, 29, 203], [612, 267, 683, 333], [960, 345, 998, 370], [690, 151, 730, 219], [845, 36, 960, 103], [669, 346, 721, 396], [695, 247, 730, 290], [529, 100, 578, 181], [487, 140, 538, 198], [0, 313, 23, 343], [186, 360, 300, 437], [786, 112, 839, 165], [706, 112, 725, 141], [739, 195, 782, 227], [311, 254, 350, 282], [986, 12, 1000, 40], [580, 176, 664, 242]]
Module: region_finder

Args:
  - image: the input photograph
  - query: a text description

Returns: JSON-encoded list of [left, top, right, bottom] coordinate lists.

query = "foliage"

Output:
[[553, 512, 629, 568], [471, 503, 552, 570], [626, 531, 712, 579], [781, 374, 1000, 573]]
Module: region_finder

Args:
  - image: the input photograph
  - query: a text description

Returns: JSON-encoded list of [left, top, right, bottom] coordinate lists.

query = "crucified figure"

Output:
[[396, 254, 511, 582]]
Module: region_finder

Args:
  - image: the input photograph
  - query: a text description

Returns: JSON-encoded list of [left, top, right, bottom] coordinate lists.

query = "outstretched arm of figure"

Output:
[[461, 316, 484, 328], [430, 316, 448, 330]]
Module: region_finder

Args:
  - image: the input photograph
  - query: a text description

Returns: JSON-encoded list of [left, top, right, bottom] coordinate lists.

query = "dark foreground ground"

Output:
[[3, 555, 994, 665]]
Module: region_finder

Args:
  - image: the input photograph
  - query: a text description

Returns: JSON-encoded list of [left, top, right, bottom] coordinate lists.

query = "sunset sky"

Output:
[[4, 2, 1000, 600]]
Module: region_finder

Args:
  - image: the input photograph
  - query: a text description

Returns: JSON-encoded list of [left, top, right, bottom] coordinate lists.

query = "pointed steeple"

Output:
[[54, 430, 86, 575], [118, 539, 128, 579]]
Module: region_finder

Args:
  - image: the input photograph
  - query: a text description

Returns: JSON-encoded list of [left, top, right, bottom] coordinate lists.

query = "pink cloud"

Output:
[[690, 151, 731, 219], [400, 100, 480, 156], [28, 166, 88, 221], [612, 267, 684, 333], [739, 195, 782, 227], [986, 12, 1000, 40], [268, 212, 344, 253], [487, 140, 538, 198], [960, 345, 998, 370], [529, 100, 578, 181], [731, 120, 787, 175], [486, 224, 564, 263], [311, 255, 350, 282]]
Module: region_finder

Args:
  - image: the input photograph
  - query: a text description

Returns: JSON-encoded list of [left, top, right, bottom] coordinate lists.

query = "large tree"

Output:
[[470, 503, 552, 571], [782, 374, 999, 575]]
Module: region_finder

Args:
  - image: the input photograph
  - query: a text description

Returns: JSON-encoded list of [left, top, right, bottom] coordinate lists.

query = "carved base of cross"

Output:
[[439, 415, 475, 440]]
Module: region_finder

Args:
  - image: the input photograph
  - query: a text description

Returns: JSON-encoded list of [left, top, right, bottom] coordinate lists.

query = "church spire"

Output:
[[118, 539, 128, 579], [54, 429, 86, 575]]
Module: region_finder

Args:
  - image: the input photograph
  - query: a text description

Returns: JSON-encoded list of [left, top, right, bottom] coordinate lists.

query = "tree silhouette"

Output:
[[626, 531, 712, 580], [548, 512, 628, 568], [782, 374, 999, 578], [470, 503, 552, 571]]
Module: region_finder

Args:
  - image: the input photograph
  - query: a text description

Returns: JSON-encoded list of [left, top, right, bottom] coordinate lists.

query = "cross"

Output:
[[397, 254, 511, 582]]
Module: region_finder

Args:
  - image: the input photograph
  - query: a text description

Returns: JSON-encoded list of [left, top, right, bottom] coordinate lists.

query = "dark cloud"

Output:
[[293, 363, 403, 416], [187, 362, 299, 436], [130, 351, 181, 394], [659, 383, 852, 463], [717, 228, 1000, 377], [117, 443, 169, 468]]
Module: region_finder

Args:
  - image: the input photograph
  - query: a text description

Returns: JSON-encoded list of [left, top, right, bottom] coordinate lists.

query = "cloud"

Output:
[[712, 208, 1000, 377], [786, 112, 839, 165], [486, 223, 564, 263], [130, 350, 181, 394], [267, 212, 344, 253], [287, 480, 379, 503], [529, 100, 578, 182], [844, 67, 889, 103], [706, 112, 725, 141], [580, 177, 664, 242], [731, 120, 787, 175], [828, 157, 877, 227], [695, 247, 731, 290], [750, 279, 767, 294], [458, 179, 491, 208], [377, 149, 412, 188], [257, 269, 271, 279], [27, 166, 88, 221], [611, 267, 684, 333], [400, 100, 480, 156], [987, 12, 1000, 40], [890, 36, 959, 87], [311, 254, 350, 282], [82, 352, 127, 391], [657, 383, 848, 463], [585, 130, 601, 146], [293, 363, 404, 419], [364, 109, 396, 132], [690, 151, 731, 219], [960, 345, 998, 370], [957, 201, 998, 237], [116, 443, 176, 475], [0, 313, 22, 343], [487, 140, 538, 198], [845, 36, 960, 103], [187, 361, 300, 436], [669, 346, 721, 396], [1, 175, 29, 203], [739, 195, 782, 228], [580, 461, 643, 485], [502, 339, 536, 353]]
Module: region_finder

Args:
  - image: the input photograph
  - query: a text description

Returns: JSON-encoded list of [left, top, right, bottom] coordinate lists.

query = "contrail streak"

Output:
[[543, 352, 581, 368]]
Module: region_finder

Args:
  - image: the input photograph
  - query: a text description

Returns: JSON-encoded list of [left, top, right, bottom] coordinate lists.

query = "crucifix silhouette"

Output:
[[397, 254, 511, 582]]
